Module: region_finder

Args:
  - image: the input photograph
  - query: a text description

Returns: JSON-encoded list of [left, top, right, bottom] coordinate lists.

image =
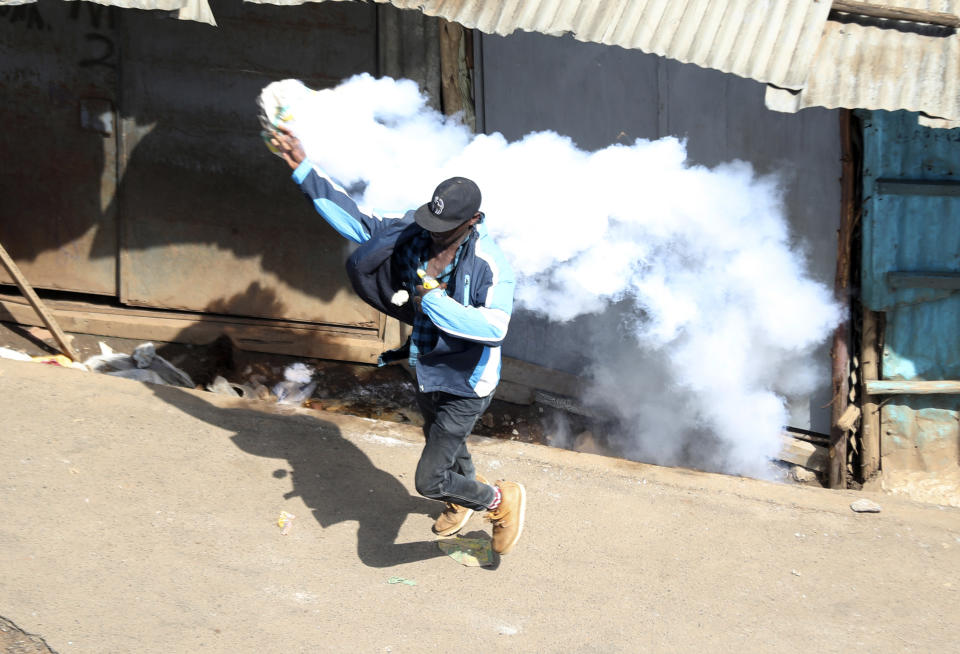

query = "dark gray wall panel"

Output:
[[480, 31, 840, 432]]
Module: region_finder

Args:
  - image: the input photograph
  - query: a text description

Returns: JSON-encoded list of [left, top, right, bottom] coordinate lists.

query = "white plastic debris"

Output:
[[131, 343, 194, 387], [0, 347, 32, 361], [84, 342, 194, 388], [207, 375, 242, 397], [284, 362, 314, 384], [272, 363, 317, 406], [84, 342, 136, 373]]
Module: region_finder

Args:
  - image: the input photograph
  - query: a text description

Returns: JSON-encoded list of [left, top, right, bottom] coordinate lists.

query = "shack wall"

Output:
[[478, 31, 842, 433], [859, 110, 960, 496]]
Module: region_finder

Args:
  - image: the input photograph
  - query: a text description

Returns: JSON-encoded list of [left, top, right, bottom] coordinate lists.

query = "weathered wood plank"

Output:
[[828, 109, 855, 489], [860, 309, 881, 479], [865, 379, 960, 395], [779, 434, 828, 472], [500, 357, 581, 398], [832, 1, 960, 28], [0, 243, 79, 361], [887, 271, 960, 290], [876, 180, 960, 197], [0, 292, 585, 402], [0, 295, 383, 364], [494, 379, 535, 405]]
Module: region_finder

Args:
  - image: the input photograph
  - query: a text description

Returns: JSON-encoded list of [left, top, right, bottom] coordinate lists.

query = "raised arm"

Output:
[[270, 127, 395, 244]]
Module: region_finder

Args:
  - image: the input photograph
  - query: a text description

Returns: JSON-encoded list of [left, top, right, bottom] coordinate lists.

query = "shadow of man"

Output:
[[149, 383, 444, 568]]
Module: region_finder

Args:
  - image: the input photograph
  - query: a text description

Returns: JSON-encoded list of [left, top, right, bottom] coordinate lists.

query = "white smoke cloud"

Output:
[[261, 74, 841, 478]]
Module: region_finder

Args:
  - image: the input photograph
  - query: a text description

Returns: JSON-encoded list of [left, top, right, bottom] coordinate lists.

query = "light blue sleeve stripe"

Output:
[[468, 346, 491, 389], [421, 293, 509, 342], [292, 159, 312, 184], [487, 275, 515, 314], [313, 198, 370, 244], [475, 236, 515, 314]]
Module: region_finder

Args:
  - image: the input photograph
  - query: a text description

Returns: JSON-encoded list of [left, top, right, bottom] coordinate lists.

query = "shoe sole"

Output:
[[497, 482, 526, 555], [433, 508, 474, 537]]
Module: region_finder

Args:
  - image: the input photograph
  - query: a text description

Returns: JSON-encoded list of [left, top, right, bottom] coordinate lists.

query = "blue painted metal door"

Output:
[[859, 110, 960, 477]]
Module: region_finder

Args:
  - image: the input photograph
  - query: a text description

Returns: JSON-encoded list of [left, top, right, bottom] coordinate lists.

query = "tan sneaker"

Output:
[[485, 480, 526, 555], [433, 474, 488, 536]]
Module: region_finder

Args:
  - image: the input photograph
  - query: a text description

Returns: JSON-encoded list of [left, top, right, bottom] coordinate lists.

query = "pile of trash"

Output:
[[0, 342, 196, 387], [206, 362, 317, 406], [0, 342, 319, 408]]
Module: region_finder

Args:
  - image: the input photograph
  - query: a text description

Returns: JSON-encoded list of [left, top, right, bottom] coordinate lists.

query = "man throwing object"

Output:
[[271, 128, 526, 555]]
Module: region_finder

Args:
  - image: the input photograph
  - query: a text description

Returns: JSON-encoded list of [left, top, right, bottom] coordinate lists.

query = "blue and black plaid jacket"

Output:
[[395, 230, 466, 368]]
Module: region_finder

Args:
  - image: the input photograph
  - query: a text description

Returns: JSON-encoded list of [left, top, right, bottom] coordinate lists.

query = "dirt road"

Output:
[[1, 359, 958, 653]]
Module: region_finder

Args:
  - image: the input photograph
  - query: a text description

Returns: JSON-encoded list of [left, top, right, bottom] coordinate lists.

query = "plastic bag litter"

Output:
[[206, 375, 274, 401], [31, 354, 87, 370], [0, 347, 86, 370], [272, 362, 317, 406], [436, 537, 495, 567], [131, 343, 194, 387], [109, 368, 168, 385], [207, 375, 242, 397], [0, 347, 33, 361], [277, 511, 296, 535], [84, 342, 194, 388], [84, 342, 135, 373]]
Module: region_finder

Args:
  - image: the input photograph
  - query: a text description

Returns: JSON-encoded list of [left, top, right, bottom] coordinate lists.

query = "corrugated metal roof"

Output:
[[243, 0, 834, 89], [371, 0, 833, 89], [0, 0, 216, 24], [6, 0, 960, 126], [765, 1, 960, 126]]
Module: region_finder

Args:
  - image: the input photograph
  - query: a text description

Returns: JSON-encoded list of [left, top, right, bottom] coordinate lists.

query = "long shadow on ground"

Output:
[[150, 384, 444, 568]]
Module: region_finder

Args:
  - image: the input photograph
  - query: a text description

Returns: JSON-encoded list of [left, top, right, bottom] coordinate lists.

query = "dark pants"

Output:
[[415, 391, 496, 511]]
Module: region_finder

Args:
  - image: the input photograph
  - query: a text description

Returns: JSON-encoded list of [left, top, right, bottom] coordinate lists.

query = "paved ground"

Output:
[[1, 358, 958, 653]]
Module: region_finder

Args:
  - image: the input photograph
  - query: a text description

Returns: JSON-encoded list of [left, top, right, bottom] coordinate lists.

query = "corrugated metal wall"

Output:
[[480, 30, 841, 433], [0, 1, 119, 295], [0, 0, 421, 341], [860, 109, 960, 476], [116, 0, 381, 327]]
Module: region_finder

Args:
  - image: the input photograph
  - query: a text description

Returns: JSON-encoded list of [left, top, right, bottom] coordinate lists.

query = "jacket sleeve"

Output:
[[419, 241, 515, 346], [292, 159, 403, 243]]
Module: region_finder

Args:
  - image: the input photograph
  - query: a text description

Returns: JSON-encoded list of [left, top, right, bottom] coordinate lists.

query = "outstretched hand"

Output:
[[270, 125, 306, 170]]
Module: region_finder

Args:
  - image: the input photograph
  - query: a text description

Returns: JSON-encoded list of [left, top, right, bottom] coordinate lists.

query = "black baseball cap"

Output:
[[414, 177, 481, 233]]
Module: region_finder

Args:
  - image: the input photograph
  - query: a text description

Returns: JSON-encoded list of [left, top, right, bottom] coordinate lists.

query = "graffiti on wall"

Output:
[[1, 1, 118, 69]]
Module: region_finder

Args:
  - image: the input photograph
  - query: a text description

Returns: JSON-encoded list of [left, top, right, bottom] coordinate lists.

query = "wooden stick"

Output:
[[860, 308, 881, 480], [439, 19, 465, 117], [828, 109, 857, 490], [832, 1, 960, 28], [0, 240, 79, 361], [438, 19, 476, 130], [865, 379, 960, 395]]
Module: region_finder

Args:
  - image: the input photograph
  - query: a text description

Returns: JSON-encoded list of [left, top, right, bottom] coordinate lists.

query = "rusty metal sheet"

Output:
[[118, 0, 382, 327], [860, 109, 960, 483], [859, 110, 960, 319], [766, 1, 960, 125], [0, 0, 119, 295], [881, 396, 960, 472]]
